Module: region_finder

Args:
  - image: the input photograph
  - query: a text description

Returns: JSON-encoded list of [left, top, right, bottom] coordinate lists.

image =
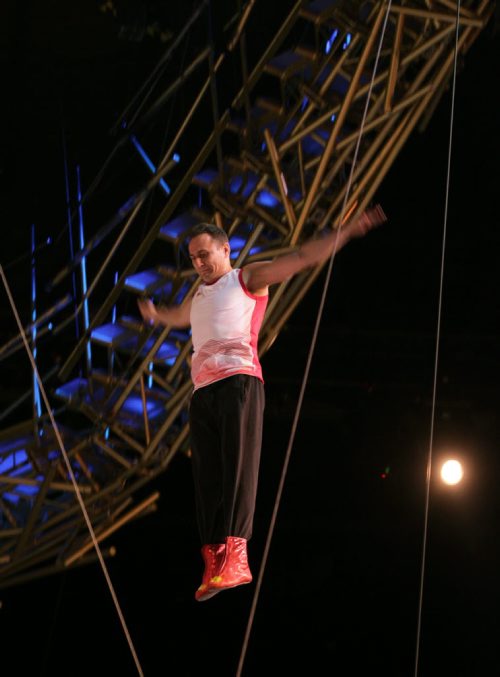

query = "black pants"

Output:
[[189, 374, 265, 545]]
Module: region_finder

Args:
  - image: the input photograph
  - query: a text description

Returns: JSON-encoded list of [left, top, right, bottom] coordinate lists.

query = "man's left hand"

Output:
[[349, 204, 387, 238]]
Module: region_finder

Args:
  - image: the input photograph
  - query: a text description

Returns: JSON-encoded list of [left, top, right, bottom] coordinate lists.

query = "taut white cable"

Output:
[[414, 2, 461, 675], [237, 4, 393, 675], [0, 264, 144, 677]]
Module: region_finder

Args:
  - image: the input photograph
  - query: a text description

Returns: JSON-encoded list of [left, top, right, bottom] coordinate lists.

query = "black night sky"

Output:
[[1, 2, 500, 676]]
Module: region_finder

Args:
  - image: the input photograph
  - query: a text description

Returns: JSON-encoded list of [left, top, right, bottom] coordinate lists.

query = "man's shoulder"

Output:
[[240, 264, 269, 297]]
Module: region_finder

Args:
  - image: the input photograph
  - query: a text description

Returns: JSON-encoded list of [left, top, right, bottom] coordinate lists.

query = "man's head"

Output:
[[188, 223, 231, 283]]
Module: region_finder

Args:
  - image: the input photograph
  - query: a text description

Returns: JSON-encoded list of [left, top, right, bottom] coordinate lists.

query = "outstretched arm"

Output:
[[243, 204, 386, 293], [137, 297, 192, 329]]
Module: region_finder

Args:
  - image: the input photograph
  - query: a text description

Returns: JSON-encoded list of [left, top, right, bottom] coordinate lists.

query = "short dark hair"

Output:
[[188, 223, 228, 245]]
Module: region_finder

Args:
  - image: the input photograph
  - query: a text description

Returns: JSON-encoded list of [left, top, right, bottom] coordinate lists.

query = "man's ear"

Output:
[[224, 241, 230, 258]]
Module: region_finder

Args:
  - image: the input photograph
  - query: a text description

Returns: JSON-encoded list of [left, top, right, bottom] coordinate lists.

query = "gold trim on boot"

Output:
[[208, 536, 252, 592], [195, 543, 225, 602]]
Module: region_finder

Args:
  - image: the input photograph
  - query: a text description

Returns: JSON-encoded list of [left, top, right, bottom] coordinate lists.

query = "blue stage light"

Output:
[[325, 29, 339, 54], [131, 135, 172, 195], [256, 191, 279, 208], [77, 167, 92, 372], [0, 449, 28, 473], [17, 484, 39, 497], [32, 225, 42, 419], [122, 395, 163, 418]]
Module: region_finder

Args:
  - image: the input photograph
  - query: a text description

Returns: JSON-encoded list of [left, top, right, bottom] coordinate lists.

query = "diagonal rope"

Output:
[[414, 2, 461, 675], [236, 4, 393, 675], [0, 264, 144, 677]]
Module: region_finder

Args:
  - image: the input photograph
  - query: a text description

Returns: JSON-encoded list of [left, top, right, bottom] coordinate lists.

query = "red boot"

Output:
[[195, 543, 225, 602], [208, 536, 252, 592]]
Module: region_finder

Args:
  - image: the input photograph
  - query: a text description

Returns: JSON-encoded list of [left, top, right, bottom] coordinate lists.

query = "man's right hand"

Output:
[[137, 299, 158, 326]]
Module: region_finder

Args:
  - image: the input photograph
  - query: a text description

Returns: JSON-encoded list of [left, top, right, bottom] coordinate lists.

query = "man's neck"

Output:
[[204, 266, 233, 286]]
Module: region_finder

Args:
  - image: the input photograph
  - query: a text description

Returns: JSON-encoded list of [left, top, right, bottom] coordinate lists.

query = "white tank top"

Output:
[[190, 268, 268, 390]]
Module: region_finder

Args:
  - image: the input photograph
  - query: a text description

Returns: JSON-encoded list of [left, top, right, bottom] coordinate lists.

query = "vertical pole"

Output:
[[208, 4, 224, 183], [110, 269, 118, 377], [31, 224, 42, 432], [130, 134, 173, 196], [237, 0, 252, 148], [61, 127, 80, 340], [76, 165, 92, 377]]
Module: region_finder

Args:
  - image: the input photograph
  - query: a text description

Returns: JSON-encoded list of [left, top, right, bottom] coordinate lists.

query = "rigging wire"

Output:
[[236, 4, 393, 675], [414, 2, 461, 675], [2, 3, 209, 275], [111, 0, 210, 133], [0, 265, 145, 677]]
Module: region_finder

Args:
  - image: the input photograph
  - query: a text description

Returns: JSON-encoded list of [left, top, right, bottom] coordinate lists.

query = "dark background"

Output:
[[1, 2, 499, 675]]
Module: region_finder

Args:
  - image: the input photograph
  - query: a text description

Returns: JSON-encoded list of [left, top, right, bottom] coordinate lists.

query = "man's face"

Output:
[[188, 234, 231, 283]]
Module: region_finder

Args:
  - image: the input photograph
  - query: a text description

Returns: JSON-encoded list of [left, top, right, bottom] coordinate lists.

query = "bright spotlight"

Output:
[[440, 459, 464, 485]]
